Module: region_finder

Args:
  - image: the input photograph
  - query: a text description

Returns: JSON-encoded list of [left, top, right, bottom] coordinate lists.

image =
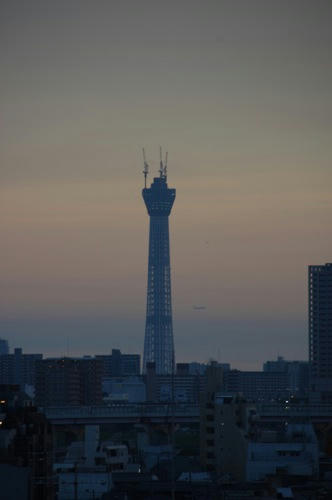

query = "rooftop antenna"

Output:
[[142, 148, 149, 188]]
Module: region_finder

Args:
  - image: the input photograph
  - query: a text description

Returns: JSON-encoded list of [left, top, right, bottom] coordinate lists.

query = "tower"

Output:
[[309, 263, 332, 401], [142, 149, 176, 374]]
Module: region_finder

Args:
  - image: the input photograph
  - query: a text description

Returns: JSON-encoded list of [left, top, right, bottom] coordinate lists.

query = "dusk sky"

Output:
[[1, 0, 332, 369]]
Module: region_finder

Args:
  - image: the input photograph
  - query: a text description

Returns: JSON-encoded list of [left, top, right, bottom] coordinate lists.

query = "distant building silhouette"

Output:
[[95, 349, 140, 378], [0, 347, 42, 389], [35, 357, 103, 407], [309, 263, 332, 401], [263, 356, 309, 397], [223, 370, 289, 402], [142, 152, 176, 374], [102, 376, 146, 403], [144, 362, 204, 403], [0, 338, 9, 355]]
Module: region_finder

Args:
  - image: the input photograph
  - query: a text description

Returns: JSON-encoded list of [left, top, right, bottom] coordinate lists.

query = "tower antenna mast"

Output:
[[142, 148, 149, 188], [159, 146, 164, 178], [164, 151, 168, 179]]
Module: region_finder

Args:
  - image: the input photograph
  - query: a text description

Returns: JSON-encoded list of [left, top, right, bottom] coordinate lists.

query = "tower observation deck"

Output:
[[142, 150, 176, 374]]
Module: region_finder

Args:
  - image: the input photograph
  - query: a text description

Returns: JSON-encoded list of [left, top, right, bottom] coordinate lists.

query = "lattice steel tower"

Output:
[[142, 149, 176, 374]]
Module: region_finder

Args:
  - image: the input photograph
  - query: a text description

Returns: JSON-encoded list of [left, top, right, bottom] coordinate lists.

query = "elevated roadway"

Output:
[[43, 403, 200, 425], [258, 403, 332, 423], [42, 402, 332, 426]]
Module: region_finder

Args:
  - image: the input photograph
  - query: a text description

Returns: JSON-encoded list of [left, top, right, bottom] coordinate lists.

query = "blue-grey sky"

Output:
[[1, 0, 332, 369]]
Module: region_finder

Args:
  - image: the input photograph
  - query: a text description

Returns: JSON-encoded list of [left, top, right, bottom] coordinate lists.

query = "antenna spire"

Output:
[[164, 151, 168, 179], [142, 148, 149, 188], [142, 147, 168, 184], [159, 146, 164, 178], [159, 146, 168, 180]]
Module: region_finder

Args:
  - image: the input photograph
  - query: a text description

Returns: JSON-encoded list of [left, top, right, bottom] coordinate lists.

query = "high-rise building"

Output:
[[309, 263, 332, 401], [142, 152, 176, 374], [0, 348, 42, 388], [35, 357, 103, 407], [0, 338, 9, 355], [96, 349, 140, 378]]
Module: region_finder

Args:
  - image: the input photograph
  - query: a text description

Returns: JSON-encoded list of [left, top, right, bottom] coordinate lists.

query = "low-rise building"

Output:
[[247, 423, 319, 480], [57, 469, 112, 500], [56, 425, 129, 499], [102, 376, 146, 403], [200, 392, 319, 482]]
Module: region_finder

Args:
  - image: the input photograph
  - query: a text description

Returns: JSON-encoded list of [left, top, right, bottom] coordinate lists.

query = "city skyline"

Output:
[[1, 1, 332, 369]]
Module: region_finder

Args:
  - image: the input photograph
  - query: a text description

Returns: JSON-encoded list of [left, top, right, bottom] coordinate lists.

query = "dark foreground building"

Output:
[[0, 386, 54, 500]]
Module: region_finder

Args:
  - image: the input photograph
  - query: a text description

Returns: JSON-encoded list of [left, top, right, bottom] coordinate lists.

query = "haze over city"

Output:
[[1, 0, 332, 369]]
